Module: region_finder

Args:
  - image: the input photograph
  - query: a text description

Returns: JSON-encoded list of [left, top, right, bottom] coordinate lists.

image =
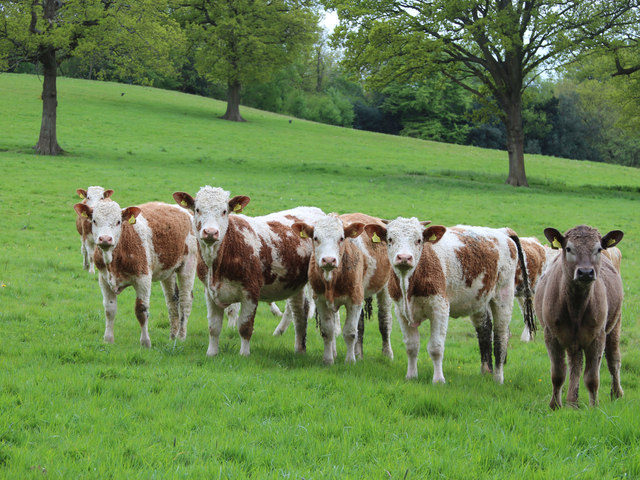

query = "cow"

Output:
[[173, 186, 325, 357], [291, 213, 394, 365], [534, 225, 624, 409], [364, 219, 534, 384], [75, 186, 114, 273], [73, 200, 198, 347]]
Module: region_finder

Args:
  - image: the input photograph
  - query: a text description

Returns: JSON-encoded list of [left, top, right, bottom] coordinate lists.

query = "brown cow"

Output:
[[534, 225, 624, 409], [292, 213, 393, 365]]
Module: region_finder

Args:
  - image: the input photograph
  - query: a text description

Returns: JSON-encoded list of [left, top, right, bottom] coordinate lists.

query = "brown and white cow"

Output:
[[534, 225, 624, 409], [364, 220, 534, 383], [292, 213, 394, 365], [74, 201, 198, 347], [75, 186, 114, 273], [173, 186, 325, 357]]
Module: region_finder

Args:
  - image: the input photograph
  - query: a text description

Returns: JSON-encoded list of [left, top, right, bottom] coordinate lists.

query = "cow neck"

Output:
[[565, 277, 595, 320]]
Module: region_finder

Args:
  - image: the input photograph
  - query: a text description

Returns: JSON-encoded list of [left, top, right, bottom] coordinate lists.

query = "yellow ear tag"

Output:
[[181, 200, 188, 207], [552, 238, 562, 249], [128, 215, 136, 225], [372, 232, 381, 243], [78, 193, 85, 199], [351, 230, 358, 238], [81, 211, 88, 218], [607, 238, 616, 247], [233, 204, 242, 213], [300, 230, 308, 239], [428, 234, 437, 242]]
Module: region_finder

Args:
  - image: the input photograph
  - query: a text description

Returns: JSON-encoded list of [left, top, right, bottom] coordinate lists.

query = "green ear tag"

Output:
[[233, 204, 242, 213], [129, 215, 136, 225], [181, 200, 188, 207], [428, 234, 437, 242], [372, 232, 381, 243], [300, 230, 308, 239], [552, 238, 562, 249], [608, 238, 616, 247]]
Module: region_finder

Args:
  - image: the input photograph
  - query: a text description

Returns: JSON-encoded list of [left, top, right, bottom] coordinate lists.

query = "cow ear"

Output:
[[74, 203, 92, 219], [364, 224, 387, 244], [292, 222, 314, 239], [423, 225, 446, 244], [122, 206, 141, 225], [103, 189, 114, 199], [229, 195, 250, 214], [601, 230, 623, 249], [544, 228, 564, 249], [173, 192, 195, 211], [419, 220, 432, 226], [344, 222, 365, 239], [77, 189, 87, 199]]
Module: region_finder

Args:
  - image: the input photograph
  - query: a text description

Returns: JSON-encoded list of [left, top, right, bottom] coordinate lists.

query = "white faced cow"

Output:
[[75, 186, 114, 273], [534, 225, 624, 409], [364, 219, 533, 384], [74, 200, 198, 347], [292, 213, 394, 365], [173, 186, 324, 357]]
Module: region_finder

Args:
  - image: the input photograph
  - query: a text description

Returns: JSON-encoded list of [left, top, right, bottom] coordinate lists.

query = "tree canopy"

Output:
[[325, 0, 640, 185]]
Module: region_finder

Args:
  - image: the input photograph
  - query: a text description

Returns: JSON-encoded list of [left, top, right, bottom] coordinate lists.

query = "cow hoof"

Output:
[[140, 339, 151, 348], [323, 356, 335, 366], [206, 347, 218, 357], [382, 348, 394, 360], [103, 336, 114, 344], [432, 377, 446, 384], [272, 327, 285, 336]]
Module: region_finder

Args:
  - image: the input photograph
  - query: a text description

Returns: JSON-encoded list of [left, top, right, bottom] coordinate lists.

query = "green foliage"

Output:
[[2, 73, 640, 477]]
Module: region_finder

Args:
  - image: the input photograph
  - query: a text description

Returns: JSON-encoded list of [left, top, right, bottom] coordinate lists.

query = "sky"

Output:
[[321, 9, 340, 33]]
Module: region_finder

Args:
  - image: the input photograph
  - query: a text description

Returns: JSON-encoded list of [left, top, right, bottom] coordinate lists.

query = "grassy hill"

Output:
[[1, 73, 640, 478]]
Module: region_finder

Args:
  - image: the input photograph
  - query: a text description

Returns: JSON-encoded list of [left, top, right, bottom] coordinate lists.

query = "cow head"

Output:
[[544, 225, 623, 284], [173, 186, 250, 247], [292, 214, 364, 280], [77, 186, 114, 207], [364, 217, 446, 276], [74, 200, 141, 263]]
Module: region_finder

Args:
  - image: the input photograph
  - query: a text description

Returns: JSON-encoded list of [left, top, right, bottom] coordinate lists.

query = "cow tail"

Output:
[[510, 233, 536, 336], [363, 297, 373, 321]]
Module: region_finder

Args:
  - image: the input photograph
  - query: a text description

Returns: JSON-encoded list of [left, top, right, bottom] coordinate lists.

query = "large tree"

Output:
[[325, 0, 639, 186], [177, 0, 319, 122], [0, 0, 185, 155]]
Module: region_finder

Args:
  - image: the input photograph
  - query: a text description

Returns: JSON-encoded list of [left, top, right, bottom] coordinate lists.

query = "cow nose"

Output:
[[321, 257, 337, 269], [202, 228, 219, 243], [395, 254, 414, 269], [98, 235, 113, 247], [576, 267, 595, 282]]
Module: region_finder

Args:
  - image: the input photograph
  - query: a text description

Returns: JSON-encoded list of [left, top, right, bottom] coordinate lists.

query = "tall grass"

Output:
[[1, 73, 639, 478]]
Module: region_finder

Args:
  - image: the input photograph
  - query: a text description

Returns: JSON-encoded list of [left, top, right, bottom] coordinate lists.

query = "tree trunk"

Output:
[[503, 100, 528, 187], [221, 81, 246, 122], [35, 46, 62, 155]]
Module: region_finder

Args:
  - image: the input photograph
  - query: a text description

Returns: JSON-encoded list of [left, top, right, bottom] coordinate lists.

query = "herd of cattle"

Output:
[[73, 185, 625, 410]]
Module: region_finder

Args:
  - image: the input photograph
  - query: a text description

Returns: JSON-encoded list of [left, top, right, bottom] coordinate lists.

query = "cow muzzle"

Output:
[[320, 256, 338, 271], [394, 253, 414, 271], [201, 228, 220, 245], [98, 236, 114, 249], [574, 267, 596, 283]]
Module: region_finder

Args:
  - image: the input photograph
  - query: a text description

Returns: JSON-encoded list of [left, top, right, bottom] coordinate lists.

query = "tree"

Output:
[[0, 0, 185, 155], [325, 0, 639, 186], [177, 0, 319, 122]]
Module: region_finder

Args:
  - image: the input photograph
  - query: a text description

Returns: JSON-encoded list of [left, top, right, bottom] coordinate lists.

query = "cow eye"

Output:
[[565, 247, 572, 253], [195, 208, 200, 214], [415, 239, 422, 245], [222, 209, 227, 216], [388, 238, 393, 244], [340, 237, 344, 242], [116, 220, 121, 226], [92, 220, 97, 225]]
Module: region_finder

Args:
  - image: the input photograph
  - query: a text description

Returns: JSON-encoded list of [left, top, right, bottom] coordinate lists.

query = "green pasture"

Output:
[[1, 73, 639, 478]]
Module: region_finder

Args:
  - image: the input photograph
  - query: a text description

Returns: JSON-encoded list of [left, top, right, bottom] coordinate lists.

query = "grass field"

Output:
[[1, 73, 640, 478]]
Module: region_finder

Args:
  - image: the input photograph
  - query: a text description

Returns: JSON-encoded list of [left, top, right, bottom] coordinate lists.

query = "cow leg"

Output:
[[176, 258, 196, 340], [225, 303, 239, 329], [269, 302, 284, 317], [99, 273, 117, 343], [566, 348, 583, 408], [273, 300, 292, 336], [236, 300, 258, 356], [490, 287, 513, 384], [396, 308, 421, 380], [377, 288, 394, 360], [584, 334, 605, 407], [81, 240, 90, 271], [205, 292, 224, 357], [286, 289, 308, 354], [133, 278, 153, 348], [355, 310, 364, 360], [427, 311, 449, 384], [545, 331, 566, 410], [316, 300, 337, 365], [160, 276, 180, 339], [344, 303, 362, 364], [471, 311, 493, 375], [605, 317, 624, 400]]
